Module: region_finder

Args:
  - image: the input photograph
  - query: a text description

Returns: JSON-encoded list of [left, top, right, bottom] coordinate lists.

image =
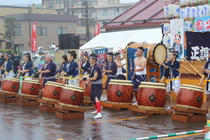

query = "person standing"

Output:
[[161, 51, 180, 110], [12, 51, 21, 76], [61, 51, 79, 86], [114, 52, 126, 80], [103, 52, 117, 90], [38, 54, 57, 88], [17, 53, 34, 80], [130, 47, 147, 98], [1, 53, 14, 80], [81, 51, 90, 75], [83, 53, 103, 119]]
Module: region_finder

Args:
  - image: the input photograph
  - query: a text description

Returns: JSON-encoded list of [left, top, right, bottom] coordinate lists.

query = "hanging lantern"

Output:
[[163, 35, 170, 47], [203, 4, 209, 17], [164, 6, 170, 17], [185, 0, 191, 5], [163, 23, 170, 35], [180, 8, 185, 19], [185, 20, 193, 31], [168, 4, 174, 16], [198, 5, 204, 17], [173, 5, 180, 17], [185, 6, 191, 19], [179, 0, 185, 6], [190, 6, 198, 18]]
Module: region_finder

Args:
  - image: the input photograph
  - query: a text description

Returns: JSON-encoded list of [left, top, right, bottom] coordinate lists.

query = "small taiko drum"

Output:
[[177, 84, 204, 108], [21, 80, 40, 97], [42, 81, 64, 101], [79, 80, 92, 98], [59, 85, 84, 106], [137, 82, 166, 107], [2, 78, 20, 94], [148, 43, 167, 66], [107, 79, 133, 103]]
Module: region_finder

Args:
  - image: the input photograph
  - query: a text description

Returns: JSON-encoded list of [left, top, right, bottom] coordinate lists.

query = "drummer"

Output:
[[61, 50, 79, 86], [17, 53, 34, 80], [114, 52, 126, 80], [160, 51, 180, 110], [130, 47, 147, 97], [58, 55, 67, 75], [103, 52, 117, 90], [83, 53, 103, 119], [81, 51, 90, 75], [1, 52, 14, 80], [38, 54, 57, 87]]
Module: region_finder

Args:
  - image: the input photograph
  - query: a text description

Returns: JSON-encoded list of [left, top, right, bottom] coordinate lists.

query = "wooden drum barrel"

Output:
[[42, 81, 64, 101], [137, 82, 166, 107], [177, 84, 204, 108], [107, 79, 133, 103], [2, 78, 20, 94], [59, 85, 84, 106], [21, 80, 40, 97], [79, 80, 92, 98]]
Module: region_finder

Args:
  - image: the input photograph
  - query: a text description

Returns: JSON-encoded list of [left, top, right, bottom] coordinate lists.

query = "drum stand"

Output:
[[0, 91, 17, 103], [171, 105, 207, 123], [54, 104, 86, 120], [16, 94, 40, 106], [82, 96, 93, 105], [101, 101, 135, 111], [130, 106, 173, 116], [38, 98, 58, 113]]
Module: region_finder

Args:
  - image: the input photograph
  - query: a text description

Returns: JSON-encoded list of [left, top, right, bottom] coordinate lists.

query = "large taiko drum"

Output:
[[21, 80, 40, 97], [59, 85, 84, 106], [107, 79, 133, 103], [148, 43, 167, 65], [137, 82, 166, 107], [177, 84, 204, 108], [2, 78, 20, 94], [79, 80, 92, 98], [42, 81, 64, 101]]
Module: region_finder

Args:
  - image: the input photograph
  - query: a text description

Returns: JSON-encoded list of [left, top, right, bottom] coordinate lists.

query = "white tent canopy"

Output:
[[80, 28, 162, 51]]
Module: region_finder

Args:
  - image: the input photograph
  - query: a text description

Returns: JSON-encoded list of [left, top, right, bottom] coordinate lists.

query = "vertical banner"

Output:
[[31, 22, 37, 52], [94, 23, 100, 36], [93, 48, 107, 67], [170, 19, 184, 59], [186, 31, 210, 60]]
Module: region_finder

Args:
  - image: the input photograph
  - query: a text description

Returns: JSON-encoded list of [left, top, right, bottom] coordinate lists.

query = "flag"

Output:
[[31, 22, 37, 52], [94, 23, 100, 36]]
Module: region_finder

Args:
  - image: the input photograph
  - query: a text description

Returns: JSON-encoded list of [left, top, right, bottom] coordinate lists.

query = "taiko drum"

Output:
[[137, 82, 166, 107], [177, 84, 204, 108], [107, 79, 133, 103], [2, 78, 20, 94], [56, 77, 67, 84], [79, 80, 92, 97], [21, 80, 40, 96], [42, 81, 64, 101], [59, 85, 84, 106]]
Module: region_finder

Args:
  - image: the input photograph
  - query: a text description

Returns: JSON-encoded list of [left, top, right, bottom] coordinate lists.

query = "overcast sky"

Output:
[[0, 0, 139, 6]]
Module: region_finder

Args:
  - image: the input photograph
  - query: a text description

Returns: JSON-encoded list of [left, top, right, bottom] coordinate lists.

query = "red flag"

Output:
[[94, 23, 100, 36], [31, 22, 37, 52]]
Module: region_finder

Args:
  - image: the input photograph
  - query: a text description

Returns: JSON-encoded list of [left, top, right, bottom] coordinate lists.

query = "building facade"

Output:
[[5, 13, 78, 51]]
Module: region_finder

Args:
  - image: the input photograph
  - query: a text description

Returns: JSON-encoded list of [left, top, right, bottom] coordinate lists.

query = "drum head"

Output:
[[153, 43, 167, 65]]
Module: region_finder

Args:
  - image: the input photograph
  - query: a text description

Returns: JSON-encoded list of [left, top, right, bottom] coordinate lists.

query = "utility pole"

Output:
[[28, 5, 31, 47], [85, 0, 90, 42]]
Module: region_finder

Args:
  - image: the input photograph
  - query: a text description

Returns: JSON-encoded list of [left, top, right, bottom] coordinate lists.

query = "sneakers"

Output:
[[94, 113, 102, 119], [166, 106, 171, 110], [91, 110, 97, 114], [132, 101, 137, 105]]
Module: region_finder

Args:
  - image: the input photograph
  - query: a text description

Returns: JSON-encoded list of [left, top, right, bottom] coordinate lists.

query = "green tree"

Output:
[[0, 17, 16, 51]]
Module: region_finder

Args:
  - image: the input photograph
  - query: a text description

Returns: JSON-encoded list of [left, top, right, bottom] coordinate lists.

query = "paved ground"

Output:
[[0, 95, 207, 140]]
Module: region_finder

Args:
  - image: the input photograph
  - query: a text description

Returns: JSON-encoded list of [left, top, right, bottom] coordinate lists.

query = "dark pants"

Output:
[[116, 74, 126, 80], [91, 83, 102, 103], [43, 78, 56, 88], [133, 74, 147, 91], [13, 66, 18, 74], [105, 76, 115, 90]]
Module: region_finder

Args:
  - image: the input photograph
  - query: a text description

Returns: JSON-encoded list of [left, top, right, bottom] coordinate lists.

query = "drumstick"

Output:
[[130, 58, 133, 75], [183, 58, 203, 77], [39, 63, 46, 80]]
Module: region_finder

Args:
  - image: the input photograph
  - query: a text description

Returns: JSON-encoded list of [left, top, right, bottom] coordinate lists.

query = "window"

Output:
[[108, 0, 111, 4], [37, 27, 47, 36], [81, 20, 86, 26], [14, 23, 21, 36], [57, 27, 67, 34], [49, 1, 54, 8]]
